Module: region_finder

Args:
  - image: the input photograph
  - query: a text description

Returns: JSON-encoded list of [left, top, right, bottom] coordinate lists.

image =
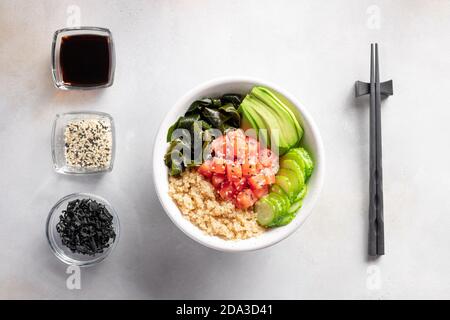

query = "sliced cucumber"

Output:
[[275, 175, 295, 200], [294, 185, 308, 202], [280, 159, 305, 192], [271, 184, 288, 198], [277, 168, 301, 195], [257, 191, 293, 227], [271, 213, 295, 227], [260, 194, 303, 228], [290, 148, 314, 180], [269, 200, 302, 227], [255, 198, 276, 226], [268, 192, 289, 214], [257, 147, 313, 228], [269, 194, 285, 216], [288, 200, 303, 215], [294, 184, 308, 202], [282, 151, 306, 173]]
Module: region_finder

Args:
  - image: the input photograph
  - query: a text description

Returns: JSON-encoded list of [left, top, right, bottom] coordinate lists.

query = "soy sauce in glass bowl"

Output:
[[52, 27, 115, 90], [46, 193, 120, 267]]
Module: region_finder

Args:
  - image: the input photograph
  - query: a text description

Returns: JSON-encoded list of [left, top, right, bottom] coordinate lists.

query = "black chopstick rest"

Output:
[[355, 43, 393, 257]]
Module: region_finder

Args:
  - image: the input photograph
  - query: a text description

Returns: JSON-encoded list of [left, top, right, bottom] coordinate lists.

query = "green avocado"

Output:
[[238, 87, 304, 156], [251, 86, 303, 143], [242, 95, 291, 154], [239, 102, 257, 132], [239, 95, 271, 147]]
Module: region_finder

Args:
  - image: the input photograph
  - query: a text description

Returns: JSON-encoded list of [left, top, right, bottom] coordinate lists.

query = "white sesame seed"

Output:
[[64, 118, 112, 169]]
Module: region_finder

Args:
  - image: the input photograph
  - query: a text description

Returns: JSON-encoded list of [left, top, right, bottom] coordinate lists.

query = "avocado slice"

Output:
[[250, 91, 300, 148], [242, 95, 291, 154], [239, 108, 261, 142], [251, 86, 304, 143], [240, 95, 271, 147], [239, 101, 258, 132]]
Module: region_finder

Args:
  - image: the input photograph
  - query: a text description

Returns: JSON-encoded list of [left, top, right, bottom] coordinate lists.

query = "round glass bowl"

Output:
[[51, 111, 116, 175], [46, 193, 120, 267]]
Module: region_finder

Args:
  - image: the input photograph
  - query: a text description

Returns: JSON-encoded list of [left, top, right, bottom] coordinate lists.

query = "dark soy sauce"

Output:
[[60, 34, 110, 86]]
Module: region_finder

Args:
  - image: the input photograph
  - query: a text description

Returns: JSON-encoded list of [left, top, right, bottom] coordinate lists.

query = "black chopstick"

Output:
[[374, 44, 385, 255], [368, 43, 378, 256], [356, 43, 393, 256]]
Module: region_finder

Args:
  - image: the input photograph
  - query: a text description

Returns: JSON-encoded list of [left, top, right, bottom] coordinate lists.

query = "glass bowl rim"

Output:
[[45, 192, 120, 267], [53, 26, 112, 37]]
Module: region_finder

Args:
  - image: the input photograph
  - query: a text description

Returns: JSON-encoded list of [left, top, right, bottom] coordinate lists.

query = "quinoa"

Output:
[[168, 170, 265, 240]]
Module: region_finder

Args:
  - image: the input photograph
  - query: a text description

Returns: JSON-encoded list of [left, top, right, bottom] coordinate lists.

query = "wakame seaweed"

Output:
[[165, 94, 242, 176], [56, 198, 116, 256]]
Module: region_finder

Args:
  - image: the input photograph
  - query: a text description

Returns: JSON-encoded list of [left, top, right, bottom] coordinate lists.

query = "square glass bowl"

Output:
[[52, 111, 116, 174], [52, 27, 115, 90]]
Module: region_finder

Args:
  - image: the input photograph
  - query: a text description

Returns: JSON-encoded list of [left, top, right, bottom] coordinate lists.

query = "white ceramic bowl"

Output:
[[153, 77, 325, 252]]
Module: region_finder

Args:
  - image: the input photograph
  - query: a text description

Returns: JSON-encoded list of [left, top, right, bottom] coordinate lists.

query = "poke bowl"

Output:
[[153, 77, 324, 252]]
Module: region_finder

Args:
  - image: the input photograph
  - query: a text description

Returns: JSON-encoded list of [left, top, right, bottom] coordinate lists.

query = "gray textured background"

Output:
[[0, 0, 449, 299]]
